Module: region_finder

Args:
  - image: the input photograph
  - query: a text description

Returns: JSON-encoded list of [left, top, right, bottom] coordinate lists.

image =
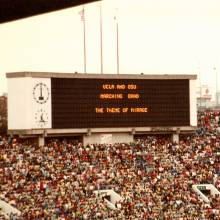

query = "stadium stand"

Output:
[[0, 110, 220, 219]]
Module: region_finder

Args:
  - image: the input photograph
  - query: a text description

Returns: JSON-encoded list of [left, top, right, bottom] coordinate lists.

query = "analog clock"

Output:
[[33, 83, 49, 104], [35, 109, 49, 128]]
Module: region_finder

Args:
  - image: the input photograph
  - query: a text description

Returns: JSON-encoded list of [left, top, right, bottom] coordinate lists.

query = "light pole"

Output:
[[198, 67, 202, 109], [214, 67, 218, 107]]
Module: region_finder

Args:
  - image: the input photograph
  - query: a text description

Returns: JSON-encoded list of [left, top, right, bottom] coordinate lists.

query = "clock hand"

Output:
[[40, 114, 45, 122], [39, 84, 44, 100]]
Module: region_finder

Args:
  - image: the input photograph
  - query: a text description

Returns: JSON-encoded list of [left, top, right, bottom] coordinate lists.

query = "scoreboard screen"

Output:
[[51, 78, 190, 128]]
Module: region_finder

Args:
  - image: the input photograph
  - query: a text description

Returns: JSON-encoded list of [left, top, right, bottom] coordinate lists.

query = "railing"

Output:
[[0, 199, 21, 219]]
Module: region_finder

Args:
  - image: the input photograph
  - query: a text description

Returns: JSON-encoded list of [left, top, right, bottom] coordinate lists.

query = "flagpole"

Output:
[[116, 19, 119, 74], [115, 8, 119, 74], [83, 6, 87, 73], [99, 4, 103, 74]]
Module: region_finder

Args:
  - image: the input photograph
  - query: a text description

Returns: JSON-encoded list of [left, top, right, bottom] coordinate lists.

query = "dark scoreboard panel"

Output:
[[51, 78, 190, 128]]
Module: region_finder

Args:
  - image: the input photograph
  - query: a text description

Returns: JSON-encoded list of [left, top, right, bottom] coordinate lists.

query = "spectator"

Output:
[[0, 110, 219, 219]]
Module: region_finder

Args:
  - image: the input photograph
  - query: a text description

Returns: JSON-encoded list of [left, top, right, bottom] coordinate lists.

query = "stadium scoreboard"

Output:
[[7, 72, 197, 145], [7, 72, 197, 134], [52, 78, 190, 128]]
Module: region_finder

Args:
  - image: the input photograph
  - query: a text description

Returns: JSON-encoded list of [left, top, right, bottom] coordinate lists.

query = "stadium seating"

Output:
[[0, 110, 220, 219]]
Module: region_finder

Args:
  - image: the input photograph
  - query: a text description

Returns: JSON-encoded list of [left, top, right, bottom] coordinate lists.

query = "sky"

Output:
[[1, 0, 220, 99]]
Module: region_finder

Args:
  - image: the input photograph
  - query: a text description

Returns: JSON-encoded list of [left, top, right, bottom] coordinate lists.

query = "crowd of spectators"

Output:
[[0, 110, 220, 219]]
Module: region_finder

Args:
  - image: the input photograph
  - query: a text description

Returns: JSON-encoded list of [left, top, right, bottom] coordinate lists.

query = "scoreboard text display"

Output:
[[51, 78, 190, 128]]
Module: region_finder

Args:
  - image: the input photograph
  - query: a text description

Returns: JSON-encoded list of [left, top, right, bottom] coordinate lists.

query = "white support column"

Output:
[[172, 133, 179, 143], [38, 136, 45, 146], [190, 79, 197, 126]]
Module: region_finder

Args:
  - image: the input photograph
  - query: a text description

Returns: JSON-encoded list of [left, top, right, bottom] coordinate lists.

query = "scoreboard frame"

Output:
[[7, 72, 197, 144]]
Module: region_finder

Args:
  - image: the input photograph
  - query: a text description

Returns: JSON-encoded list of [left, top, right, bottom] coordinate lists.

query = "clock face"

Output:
[[35, 109, 49, 128], [33, 83, 49, 104]]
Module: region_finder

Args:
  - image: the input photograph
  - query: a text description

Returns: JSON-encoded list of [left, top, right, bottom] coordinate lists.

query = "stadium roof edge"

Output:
[[6, 72, 197, 80], [0, 0, 101, 24]]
